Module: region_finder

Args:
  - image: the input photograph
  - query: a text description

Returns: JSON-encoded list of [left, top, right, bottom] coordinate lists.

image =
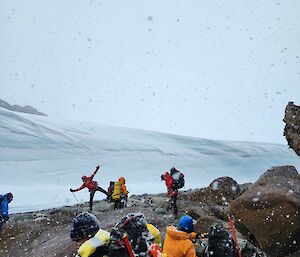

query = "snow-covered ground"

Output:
[[1, 108, 299, 213]]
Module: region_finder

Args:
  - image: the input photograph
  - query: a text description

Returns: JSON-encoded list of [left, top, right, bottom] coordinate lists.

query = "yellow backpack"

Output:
[[77, 229, 110, 257], [112, 181, 122, 200]]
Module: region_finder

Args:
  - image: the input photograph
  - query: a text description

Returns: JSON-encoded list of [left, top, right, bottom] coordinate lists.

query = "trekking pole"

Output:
[[71, 192, 80, 204], [228, 215, 242, 257]]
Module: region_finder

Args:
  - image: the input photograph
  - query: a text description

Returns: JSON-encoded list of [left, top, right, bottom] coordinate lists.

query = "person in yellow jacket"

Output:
[[163, 215, 197, 257], [112, 177, 129, 209], [70, 212, 110, 257]]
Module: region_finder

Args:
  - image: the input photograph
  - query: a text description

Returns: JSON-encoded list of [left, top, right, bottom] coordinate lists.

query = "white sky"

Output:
[[0, 0, 299, 144]]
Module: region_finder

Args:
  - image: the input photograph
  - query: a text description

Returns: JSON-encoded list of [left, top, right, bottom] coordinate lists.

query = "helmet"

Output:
[[178, 215, 194, 233], [6, 193, 13, 203], [70, 212, 100, 241], [82, 175, 88, 181]]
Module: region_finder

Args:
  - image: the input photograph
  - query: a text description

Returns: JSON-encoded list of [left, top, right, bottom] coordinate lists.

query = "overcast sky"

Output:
[[0, 0, 299, 144]]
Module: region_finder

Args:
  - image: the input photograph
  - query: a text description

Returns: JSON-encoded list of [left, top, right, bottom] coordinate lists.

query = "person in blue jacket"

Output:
[[0, 192, 13, 230]]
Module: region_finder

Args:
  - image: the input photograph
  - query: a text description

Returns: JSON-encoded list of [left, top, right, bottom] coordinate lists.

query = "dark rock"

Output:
[[182, 177, 242, 207], [0, 98, 47, 116], [239, 239, 267, 257], [194, 215, 221, 234], [230, 166, 300, 257], [283, 102, 300, 156], [239, 183, 253, 194], [209, 176, 241, 201], [208, 205, 230, 221]]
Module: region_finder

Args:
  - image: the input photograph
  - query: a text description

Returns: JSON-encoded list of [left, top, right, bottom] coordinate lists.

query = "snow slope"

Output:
[[0, 108, 299, 213]]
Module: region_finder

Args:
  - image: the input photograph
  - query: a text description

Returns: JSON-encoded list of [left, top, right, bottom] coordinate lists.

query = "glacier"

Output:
[[0, 108, 299, 213]]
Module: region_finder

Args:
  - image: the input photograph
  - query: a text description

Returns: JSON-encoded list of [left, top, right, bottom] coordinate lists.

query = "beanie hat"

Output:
[[70, 212, 100, 241]]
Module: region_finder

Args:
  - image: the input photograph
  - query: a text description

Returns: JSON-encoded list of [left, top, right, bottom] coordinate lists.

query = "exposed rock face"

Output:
[[185, 177, 242, 245], [230, 166, 300, 257], [209, 177, 241, 201], [283, 102, 300, 156], [0, 98, 47, 116], [182, 176, 241, 206]]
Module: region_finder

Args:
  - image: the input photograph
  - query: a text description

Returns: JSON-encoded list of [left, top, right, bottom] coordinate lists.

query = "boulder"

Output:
[[230, 166, 300, 257], [187, 206, 222, 233], [283, 102, 300, 156], [209, 176, 241, 202], [182, 177, 241, 206]]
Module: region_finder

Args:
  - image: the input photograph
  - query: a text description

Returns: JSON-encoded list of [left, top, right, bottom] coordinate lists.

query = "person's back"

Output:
[[163, 226, 196, 257], [118, 177, 128, 196], [0, 193, 13, 230], [207, 222, 238, 257], [70, 212, 110, 257], [77, 229, 110, 257], [111, 181, 122, 200], [163, 215, 197, 257], [108, 213, 157, 257]]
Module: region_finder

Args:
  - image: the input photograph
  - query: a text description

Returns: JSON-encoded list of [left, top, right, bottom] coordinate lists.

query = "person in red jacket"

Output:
[[70, 165, 109, 211], [161, 170, 178, 215]]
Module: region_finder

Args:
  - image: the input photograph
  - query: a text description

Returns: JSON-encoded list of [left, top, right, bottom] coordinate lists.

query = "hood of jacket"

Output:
[[166, 226, 190, 240]]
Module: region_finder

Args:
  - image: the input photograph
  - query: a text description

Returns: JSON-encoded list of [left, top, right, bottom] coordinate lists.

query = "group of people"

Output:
[[70, 165, 129, 211], [67, 166, 240, 257], [70, 211, 200, 257], [0, 165, 240, 257], [0, 165, 182, 232], [69, 165, 185, 215], [70, 211, 240, 257]]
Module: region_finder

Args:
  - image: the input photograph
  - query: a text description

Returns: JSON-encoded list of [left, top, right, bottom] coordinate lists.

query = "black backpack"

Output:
[[108, 213, 153, 257], [207, 223, 238, 257], [171, 168, 185, 189]]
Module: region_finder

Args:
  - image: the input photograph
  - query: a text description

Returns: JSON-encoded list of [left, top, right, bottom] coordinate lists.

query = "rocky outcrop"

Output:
[[0, 98, 47, 116], [283, 102, 300, 156], [182, 176, 241, 206], [230, 166, 300, 257]]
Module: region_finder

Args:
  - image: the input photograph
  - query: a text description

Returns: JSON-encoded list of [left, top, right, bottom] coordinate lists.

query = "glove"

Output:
[[96, 165, 100, 170], [189, 232, 197, 240], [189, 232, 208, 240], [70, 188, 74, 192], [200, 232, 208, 238]]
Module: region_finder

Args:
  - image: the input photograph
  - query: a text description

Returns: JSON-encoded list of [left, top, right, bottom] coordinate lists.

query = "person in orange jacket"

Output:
[[70, 165, 109, 211], [163, 215, 197, 257], [119, 176, 129, 207], [119, 177, 128, 196]]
